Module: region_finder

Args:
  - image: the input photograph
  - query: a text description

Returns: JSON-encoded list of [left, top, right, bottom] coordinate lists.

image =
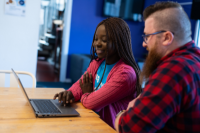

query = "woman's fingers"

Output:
[[89, 73, 92, 83], [62, 91, 67, 106], [53, 93, 59, 100], [66, 91, 74, 104], [81, 72, 92, 84], [58, 92, 63, 103], [70, 98, 75, 103], [85, 72, 89, 83], [83, 73, 86, 83], [79, 79, 83, 87], [66, 91, 70, 104], [54, 91, 74, 106]]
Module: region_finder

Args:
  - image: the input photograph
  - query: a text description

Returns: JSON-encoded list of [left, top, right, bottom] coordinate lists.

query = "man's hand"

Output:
[[127, 94, 141, 110], [53, 91, 74, 106], [79, 72, 93, 93], [115, 111, 125, 132]]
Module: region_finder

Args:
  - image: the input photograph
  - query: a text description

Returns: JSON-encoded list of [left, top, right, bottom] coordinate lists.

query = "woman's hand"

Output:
[[79, 72, 93, 94], [53, 91, 74, 106]]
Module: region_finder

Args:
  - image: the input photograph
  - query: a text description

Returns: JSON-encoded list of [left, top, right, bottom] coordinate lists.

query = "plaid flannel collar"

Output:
[[157, 40, 195, 65]]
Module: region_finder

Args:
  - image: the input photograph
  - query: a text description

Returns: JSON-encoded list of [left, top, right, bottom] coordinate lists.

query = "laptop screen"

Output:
[[11, 68, 36, 115]]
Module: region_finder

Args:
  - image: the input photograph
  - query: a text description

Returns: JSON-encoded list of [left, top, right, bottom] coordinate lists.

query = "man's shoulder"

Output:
[[163, 51, 200, 67], [157, 54, 200, 76], [170, 45, 200, 65]]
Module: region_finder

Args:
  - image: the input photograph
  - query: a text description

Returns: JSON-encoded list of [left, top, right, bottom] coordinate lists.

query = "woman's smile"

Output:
[[96, 49, 105, 54]]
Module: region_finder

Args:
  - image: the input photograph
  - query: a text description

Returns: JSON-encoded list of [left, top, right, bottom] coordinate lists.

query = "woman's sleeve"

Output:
[[67, 60, 95, 101], [80, 66, 137, 112]]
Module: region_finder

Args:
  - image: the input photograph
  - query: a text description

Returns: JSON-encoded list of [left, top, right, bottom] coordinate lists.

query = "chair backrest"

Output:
[[0, 70, 36, 88], [70, 54, 91, 83]]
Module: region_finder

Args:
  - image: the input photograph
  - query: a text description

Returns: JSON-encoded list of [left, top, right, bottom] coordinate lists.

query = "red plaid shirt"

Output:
[[119, 41, 200, 133]]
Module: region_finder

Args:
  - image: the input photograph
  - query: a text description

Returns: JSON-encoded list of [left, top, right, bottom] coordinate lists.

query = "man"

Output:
[[115, 1, 200, 133]]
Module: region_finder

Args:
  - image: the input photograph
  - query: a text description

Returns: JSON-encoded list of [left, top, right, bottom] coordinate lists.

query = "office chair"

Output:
[[0, 70, 36, 88]]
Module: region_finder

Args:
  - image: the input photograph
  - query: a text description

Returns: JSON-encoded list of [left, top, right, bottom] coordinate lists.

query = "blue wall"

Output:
[[66, 0, 196, 78], [68, 0, 146, 58]]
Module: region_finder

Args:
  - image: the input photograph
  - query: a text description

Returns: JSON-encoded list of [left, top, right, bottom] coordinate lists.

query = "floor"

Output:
[[36, 60, 59, 82], [36, 60, 72, 90]]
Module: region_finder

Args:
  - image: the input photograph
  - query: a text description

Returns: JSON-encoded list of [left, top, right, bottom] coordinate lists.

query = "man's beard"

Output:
[[139, 42, 163, 85]]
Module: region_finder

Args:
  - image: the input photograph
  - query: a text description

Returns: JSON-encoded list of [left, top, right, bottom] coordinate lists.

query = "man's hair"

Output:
[[143, 1, 191, 41], [143, 1, 181, 20], [90, 17, 142, 96]]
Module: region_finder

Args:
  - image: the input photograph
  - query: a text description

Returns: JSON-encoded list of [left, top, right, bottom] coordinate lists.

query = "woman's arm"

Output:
[[81, 66, 137, 111], [68, 60, 97, 101]]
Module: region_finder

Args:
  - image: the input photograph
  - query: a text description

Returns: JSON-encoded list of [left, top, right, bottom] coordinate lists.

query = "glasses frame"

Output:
[[142, 30, 167, 44]]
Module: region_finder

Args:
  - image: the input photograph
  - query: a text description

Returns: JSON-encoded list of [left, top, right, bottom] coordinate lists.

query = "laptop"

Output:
[[11, 68, 79, 118]]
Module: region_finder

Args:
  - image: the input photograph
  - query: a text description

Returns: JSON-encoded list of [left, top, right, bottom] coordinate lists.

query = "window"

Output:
[[194, 20, 200, 47]]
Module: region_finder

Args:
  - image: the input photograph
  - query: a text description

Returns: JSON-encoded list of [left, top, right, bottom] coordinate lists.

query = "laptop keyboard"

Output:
[[33, 100, 61, 114]]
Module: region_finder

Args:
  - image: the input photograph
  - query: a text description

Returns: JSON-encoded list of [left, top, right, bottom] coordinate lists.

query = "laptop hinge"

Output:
[[30, 100, 40, 114]]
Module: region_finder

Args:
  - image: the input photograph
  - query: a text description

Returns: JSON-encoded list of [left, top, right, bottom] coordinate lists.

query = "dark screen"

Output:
[[191, 0, 200, 19], [103, 0, 145, 22]]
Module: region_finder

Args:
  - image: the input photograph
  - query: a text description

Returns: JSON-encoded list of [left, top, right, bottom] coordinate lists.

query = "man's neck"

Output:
[[163, 38, 192, 57]]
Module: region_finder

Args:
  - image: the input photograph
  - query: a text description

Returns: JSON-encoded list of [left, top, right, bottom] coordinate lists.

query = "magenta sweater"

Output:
[[68, 59, 137, 128]]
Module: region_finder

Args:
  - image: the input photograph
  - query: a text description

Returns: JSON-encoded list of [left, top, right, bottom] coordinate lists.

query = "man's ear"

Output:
[[162, 31, 174, 46]]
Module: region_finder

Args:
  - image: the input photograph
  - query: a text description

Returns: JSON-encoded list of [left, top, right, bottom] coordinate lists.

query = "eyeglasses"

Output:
[[142, 31, 167, 44]]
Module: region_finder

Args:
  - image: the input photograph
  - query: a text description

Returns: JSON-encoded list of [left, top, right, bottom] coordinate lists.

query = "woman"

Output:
[[53, 17, 142, 128]]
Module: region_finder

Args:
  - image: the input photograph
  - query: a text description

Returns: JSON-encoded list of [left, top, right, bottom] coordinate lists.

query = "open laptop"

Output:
[[11, 68, 79, 118]]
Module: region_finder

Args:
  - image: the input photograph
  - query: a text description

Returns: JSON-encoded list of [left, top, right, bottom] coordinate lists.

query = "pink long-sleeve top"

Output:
[[68, 59, 137, 128]]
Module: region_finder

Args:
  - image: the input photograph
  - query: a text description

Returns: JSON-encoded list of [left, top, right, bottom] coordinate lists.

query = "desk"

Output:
[[0, 87, 116, 133]]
